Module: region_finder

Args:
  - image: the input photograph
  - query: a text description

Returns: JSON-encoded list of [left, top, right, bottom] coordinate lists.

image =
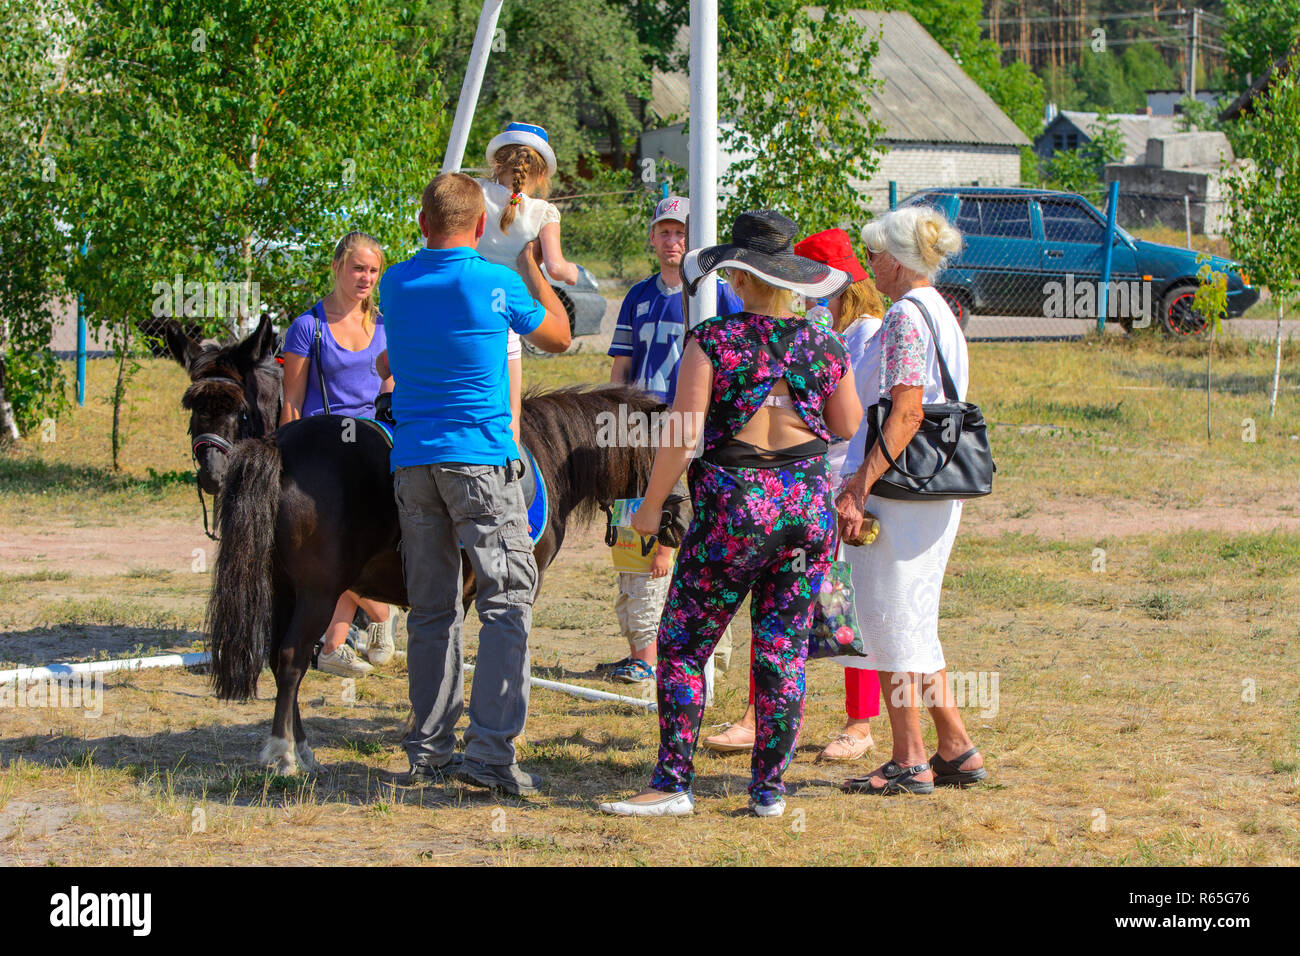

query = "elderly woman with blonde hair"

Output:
[[835, 205, 989, 795]]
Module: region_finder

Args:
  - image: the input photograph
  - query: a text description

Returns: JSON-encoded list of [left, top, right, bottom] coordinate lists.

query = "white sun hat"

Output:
[[485, 122, 557, 178]]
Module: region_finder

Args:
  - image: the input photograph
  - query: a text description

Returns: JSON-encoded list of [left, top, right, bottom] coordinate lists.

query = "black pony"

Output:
[[165, 315, 282, 505], [203, 385, 667, 773]]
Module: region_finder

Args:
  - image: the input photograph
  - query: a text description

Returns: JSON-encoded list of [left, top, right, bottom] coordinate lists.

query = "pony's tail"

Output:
[[206, 436, 282, 700]]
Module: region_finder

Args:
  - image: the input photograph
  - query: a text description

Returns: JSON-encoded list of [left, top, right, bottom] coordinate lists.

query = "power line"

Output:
[[979, 11, 1194, 27], [994, 37, 1195, 53]]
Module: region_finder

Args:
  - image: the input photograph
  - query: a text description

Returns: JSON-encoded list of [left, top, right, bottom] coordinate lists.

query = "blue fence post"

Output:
[[888, 181, 898, 211], [76, 293, 86, 406], [76, 236, 89, 406], [1098, 180, 1119, 335]]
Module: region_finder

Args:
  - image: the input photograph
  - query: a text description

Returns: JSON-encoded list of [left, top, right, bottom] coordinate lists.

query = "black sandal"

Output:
[[841, 761, 934, 795], [929, 747, 987, 787]]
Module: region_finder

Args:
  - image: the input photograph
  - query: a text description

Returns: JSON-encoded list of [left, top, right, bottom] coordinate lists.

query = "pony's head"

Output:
[[167, 315, 283, 494]]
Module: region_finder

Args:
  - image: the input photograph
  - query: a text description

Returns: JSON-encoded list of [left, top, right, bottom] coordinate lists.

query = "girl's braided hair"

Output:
[[491, 144, 551, 232]]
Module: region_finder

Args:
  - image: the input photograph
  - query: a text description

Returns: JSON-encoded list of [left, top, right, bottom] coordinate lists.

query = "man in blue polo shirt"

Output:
[[602, 196, 743, 686], [381, 172, 569, 796]]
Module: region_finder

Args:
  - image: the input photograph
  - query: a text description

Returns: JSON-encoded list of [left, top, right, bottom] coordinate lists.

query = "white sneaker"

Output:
[[598, 790, 694, 816], [749, 797, 786, 817], [366, 610, 395, 665], [317, 643, 374, 678]]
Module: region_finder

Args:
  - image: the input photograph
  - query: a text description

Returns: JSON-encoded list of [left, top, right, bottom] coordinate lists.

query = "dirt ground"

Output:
[[2, 340, 1298, 865]]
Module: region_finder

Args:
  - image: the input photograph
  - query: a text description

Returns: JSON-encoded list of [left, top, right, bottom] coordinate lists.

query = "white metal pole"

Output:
[[442, 0, 506, 173], [1270, 301, 1284, 417], [689, 1, 721, 702], [688, 0, 720, 332]]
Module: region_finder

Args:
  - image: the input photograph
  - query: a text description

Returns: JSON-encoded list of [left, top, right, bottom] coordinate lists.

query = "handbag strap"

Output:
[[872, 402, 963, 481], [311, 301, 332, 415], [900, 293, 958, 403]]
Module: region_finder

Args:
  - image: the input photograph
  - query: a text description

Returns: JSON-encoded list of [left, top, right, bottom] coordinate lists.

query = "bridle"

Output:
[[189, 374, 249, 541]]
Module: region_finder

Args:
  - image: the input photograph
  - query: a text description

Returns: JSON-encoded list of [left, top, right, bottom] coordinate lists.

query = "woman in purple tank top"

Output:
[[281, 232, 396, 678]]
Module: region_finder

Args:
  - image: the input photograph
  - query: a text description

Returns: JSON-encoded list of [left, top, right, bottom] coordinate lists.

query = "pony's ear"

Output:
[[231, 313, 273, 371], [164, 320, 202, 371], [253, 312, 276, 360]]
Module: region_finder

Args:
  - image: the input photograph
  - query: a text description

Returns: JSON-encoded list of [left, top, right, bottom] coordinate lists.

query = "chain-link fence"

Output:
[[894, 183, 1297, 345]]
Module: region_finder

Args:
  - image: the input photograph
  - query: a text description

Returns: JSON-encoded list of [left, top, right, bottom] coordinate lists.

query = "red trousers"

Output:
[[747, 647, 881, 719]]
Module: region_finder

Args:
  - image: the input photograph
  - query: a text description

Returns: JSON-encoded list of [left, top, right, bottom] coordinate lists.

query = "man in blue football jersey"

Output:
[[602, 196, 742, 685], [609, 196, 743, 403]]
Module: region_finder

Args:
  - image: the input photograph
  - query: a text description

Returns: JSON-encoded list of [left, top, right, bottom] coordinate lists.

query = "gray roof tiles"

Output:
[[648, 9, 1029, 149]]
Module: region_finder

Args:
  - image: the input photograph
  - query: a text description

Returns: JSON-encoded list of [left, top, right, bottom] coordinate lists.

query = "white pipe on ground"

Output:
[[0, 650, 655, 712], [0, 652, 211, 685]]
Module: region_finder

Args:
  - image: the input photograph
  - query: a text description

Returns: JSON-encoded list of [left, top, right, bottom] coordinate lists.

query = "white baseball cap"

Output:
[[650, 195, 689, 228]]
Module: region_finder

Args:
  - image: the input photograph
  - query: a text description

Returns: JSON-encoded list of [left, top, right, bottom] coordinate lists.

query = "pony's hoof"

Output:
[[294, 741, 323, 773], [258, 737, 299, 775]]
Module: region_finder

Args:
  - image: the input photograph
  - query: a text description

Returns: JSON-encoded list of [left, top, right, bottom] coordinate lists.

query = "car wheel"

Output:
[[1159, 284, 1209, 338], [522, 287, 577, 358], [938, 289, 972, 330]]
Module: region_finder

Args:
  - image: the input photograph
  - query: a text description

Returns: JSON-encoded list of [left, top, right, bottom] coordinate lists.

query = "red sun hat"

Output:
[[794, 228, 868, 284]]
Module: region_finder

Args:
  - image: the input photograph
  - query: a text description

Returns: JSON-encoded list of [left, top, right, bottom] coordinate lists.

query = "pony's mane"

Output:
[[180, 338, 281, 420], [521, 384, 667, 527]]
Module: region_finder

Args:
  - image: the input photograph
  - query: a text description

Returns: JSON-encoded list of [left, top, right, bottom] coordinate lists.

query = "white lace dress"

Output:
[[842, 287, 969, 674]]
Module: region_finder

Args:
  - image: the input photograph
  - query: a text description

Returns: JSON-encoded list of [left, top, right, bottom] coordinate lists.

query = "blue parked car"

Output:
[[899, 187, 1258, 336]]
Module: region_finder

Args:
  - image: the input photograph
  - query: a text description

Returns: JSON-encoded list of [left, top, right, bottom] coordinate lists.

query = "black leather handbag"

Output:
[[863, 295, 995, 501]]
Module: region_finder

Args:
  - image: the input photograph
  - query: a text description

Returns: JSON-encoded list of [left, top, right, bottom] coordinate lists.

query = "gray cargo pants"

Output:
[[393, 461, 538, 768]]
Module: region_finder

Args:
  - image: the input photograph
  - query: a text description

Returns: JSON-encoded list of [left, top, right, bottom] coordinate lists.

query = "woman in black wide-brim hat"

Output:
[[598, 210, 865, 819]]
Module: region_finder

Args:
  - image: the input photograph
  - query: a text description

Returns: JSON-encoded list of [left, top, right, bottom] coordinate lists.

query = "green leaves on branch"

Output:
[[718, 0, 886, 236], [1223, 73, 1300, 306]]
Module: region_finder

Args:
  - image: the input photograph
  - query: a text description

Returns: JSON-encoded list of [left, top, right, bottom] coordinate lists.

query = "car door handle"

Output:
[[1045, 249, 1064, 258]]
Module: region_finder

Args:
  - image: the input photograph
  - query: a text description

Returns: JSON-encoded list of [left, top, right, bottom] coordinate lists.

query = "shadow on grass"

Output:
[[0, 454, 191, 496], [1117, 362, 1300, 395], [0, 625, 203, 668]]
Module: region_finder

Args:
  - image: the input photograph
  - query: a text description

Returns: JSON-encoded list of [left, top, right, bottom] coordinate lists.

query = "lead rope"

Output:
[[197, 477, 219, 542]]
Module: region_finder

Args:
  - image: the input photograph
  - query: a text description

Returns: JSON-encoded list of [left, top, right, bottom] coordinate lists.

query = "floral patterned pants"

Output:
[[650, 456, 835, 805]]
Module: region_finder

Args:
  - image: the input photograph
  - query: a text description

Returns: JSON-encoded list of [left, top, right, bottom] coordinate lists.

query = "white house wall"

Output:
[[854, 142, 1023, 213]]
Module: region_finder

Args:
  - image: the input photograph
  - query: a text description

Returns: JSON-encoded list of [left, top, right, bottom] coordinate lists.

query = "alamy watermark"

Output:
[[0, 673, 104, 718], [150, 275, 261, 320], [885, 670, 999, 718], [1043, 276, 1152, 325], [595, 403, 704, 455]]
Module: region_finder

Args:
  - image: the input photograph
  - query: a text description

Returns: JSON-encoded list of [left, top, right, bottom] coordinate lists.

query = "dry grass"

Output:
[[1, 339, 1298, 865]]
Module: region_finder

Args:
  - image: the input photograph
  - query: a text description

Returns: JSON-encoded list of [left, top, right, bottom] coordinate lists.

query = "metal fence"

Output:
[[886, 181, 1292, 344]]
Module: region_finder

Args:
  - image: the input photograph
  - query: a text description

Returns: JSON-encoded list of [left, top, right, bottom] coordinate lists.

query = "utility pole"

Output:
[[1187, 7, 1200, 98]]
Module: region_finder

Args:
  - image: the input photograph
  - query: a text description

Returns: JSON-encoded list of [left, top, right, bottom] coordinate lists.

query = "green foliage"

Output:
[[717, 0, 886, 235], [1222, 72, 1300, 305], [559, 167, 657, 280], [1044, 42, 1180, 114], [438, 0, 650, 173], [1222, 0, 1300, 90], [64, 0, 449, 343], [1193, 255, 1229, 337], [1042, 114, 1123, 204], [0, 0, 76, 435]]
